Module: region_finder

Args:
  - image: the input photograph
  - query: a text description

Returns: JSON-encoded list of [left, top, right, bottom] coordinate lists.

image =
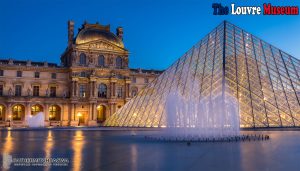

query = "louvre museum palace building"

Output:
[[0, 21, 162, 127]]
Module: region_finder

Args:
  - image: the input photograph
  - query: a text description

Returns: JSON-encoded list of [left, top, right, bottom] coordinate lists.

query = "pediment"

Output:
[[76, 39, 128, 52]]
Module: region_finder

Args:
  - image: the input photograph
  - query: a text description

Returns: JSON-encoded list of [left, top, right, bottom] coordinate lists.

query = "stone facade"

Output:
[[0, 21, 162, 127]]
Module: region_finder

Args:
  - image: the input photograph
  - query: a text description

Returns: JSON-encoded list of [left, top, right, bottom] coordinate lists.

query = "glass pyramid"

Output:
[[105, 21, 300, 128]]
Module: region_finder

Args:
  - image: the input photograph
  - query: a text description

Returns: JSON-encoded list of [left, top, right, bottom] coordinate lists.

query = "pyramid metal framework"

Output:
[[105, 21, 300, 128]]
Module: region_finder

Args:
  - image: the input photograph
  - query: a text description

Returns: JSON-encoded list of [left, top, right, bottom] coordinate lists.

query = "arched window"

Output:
[[131, 87, 138, 97], [12, 104, 25, 120], [98, 55, 105, 67], [97, 105, 106, 122], [79, 53, 86, 65], [31, 104, 43, 115], [0, 105, 5, 120], [98, 84, 107, 98], [49, 105, 61, 121], [116, 57, 122, 68]]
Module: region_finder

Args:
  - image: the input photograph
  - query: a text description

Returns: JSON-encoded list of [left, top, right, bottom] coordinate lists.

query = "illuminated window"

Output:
[[31, 104, 43, 115], [49, 105, 61, 121], [12, 104, 24, 120], [0, 105, 5, 120], [97, 105, 106, 122], [79, 53, 86, 65]]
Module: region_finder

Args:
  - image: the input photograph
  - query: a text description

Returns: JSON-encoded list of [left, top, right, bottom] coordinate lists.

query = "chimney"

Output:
[[68, 20, 74, 47], [116, 27, 123, 40]]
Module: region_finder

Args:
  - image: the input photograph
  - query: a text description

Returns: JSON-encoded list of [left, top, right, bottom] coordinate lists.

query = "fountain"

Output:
[[145, 74, 242, 142], [145, 89, 269, 142], [26, 112, 45, 127]]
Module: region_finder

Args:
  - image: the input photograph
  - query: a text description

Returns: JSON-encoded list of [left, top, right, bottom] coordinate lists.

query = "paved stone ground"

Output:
[[0, 129, 300, 171]]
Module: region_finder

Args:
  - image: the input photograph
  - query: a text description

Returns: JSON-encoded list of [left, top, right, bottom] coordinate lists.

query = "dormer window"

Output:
[[34, 72, 40, 78], [116, 57, 122, 69], [51, 73, 57, 79], [98, 55, 105, 67], [79, 53, 87, 65], [17, 71, 22, 77]]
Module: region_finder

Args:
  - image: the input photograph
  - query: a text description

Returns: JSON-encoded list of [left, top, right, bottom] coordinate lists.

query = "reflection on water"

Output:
[[72, 130, 85, 171], [3, 131, 13, 154], [44, 131, 53, 171], [0, 130, 300, 171], [130, 144, 137, 171]]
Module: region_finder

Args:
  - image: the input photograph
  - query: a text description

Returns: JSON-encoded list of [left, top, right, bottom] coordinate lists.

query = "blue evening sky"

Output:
[[0, 0, 299, 70]]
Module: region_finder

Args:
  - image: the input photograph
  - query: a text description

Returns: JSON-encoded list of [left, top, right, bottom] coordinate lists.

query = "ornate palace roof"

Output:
[[75, 22, 124, 48]]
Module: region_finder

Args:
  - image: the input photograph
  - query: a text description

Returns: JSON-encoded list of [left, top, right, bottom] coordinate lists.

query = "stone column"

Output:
[[73, 104, 76, 120], [26, 103, 31, 117], [89, 81, 94, 98], [109, 103, 116, 117], [61, 104, 64, 121], [110, 104, 114, 117], [125, 80, 130, 98], [70, 104, 73, 121], [71, 81, 75, 97], [113, 104, 116, 116], [74, 81, 78, 97], [93, 103, 97, 120], [89, 104, 92, 121], [93, 81, 97, 97], [88, 103, 97, 126], [6, 104, 12, 121], [70, 103, 78, 126], [44, 104, 49, 121], [114, 83, 116, 97], [44, 104, 49, 126], [110, 82, 114, 98]]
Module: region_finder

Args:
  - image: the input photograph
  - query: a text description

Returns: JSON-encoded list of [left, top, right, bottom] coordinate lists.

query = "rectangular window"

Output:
[[51, 73, 57, 79], [79, 85, 86, 97], [0, 70, 3, 76], [50, 87, 56, 97], [0, 85, 3, 96], [17, 71, 22, 77], [144, 78, 149, 84], [80, 72, 86, 77], [132, 77, 136, 83], [117, 86, 123, 98], [15, 85, 22, 96], [33, 86, 39, 96], [34, 72, 40, 78]]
